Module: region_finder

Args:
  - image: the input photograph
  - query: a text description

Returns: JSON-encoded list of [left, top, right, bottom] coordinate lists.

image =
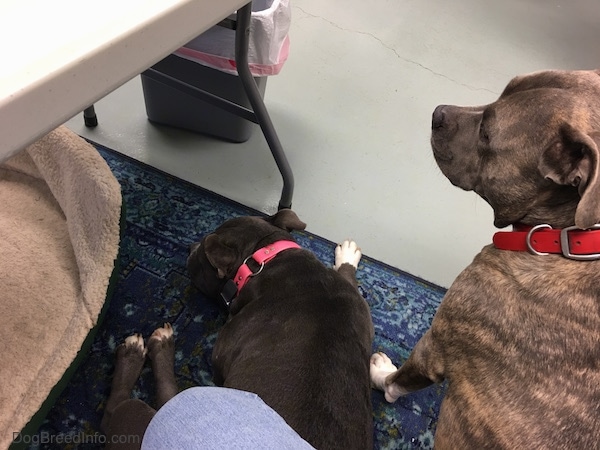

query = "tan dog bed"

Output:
[[0, 126, 122, 449]]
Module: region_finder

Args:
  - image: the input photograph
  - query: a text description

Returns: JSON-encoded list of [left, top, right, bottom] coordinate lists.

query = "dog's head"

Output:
[[431, 69, 600, 229], [187, 209, 306, 299]]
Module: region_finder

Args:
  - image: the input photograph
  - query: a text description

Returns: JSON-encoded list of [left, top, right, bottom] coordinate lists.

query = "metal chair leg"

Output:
[[83, 105, 98, 127], [235, 3, 294, 210]]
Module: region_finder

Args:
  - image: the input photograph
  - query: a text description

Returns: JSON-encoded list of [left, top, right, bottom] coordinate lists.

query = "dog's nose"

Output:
[[432, 105, 448, 129]]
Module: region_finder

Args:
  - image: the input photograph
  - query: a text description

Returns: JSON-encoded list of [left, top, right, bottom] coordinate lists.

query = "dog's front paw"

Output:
[[110, 334, 147, 386], [102, 333, 148, 432], [147, 323, 174, 361], [334, 240, 362, 270], [370, 352, 398, 386], [117, 333, 147, 361], [370, 352, 406, 403]]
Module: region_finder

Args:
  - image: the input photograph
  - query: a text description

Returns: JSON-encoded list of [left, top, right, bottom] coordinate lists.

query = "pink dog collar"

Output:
[[234, 240, 301, 292], [220, 240, 301, 307]]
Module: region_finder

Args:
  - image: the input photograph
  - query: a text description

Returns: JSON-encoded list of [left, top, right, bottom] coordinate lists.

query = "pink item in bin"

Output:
[[175, 0, 291, 77]]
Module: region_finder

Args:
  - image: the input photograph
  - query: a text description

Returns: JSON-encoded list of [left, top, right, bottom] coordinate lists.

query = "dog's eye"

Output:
[[479, 121, 490, 144]]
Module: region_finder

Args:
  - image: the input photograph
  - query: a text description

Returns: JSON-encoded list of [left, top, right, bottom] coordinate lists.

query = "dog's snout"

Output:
[[432, 105, 448, 129]]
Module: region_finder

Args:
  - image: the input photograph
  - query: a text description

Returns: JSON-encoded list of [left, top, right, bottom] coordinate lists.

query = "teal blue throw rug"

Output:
[[32, 142, 447, 449]]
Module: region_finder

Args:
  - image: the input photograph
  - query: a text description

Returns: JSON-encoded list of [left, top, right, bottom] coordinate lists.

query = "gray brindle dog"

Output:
[[371, 70, 600, 449]]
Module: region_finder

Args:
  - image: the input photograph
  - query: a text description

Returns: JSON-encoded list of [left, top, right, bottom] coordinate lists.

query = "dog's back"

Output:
[[432, 245, 600, 449], [188, 211, 374, 450], [212, 250, 374, 449]]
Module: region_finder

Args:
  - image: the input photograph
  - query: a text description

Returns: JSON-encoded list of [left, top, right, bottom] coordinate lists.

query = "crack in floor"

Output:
[[294, 6, 499, 95]]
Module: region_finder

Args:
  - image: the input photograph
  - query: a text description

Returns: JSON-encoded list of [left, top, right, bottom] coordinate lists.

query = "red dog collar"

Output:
[[220, 240, 301, 306], [493, 224, 600, 260]]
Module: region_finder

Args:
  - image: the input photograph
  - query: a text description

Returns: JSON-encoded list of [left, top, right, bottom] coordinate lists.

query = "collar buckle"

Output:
[[220, 279, 238, 308], [560, 225, 600, 261]]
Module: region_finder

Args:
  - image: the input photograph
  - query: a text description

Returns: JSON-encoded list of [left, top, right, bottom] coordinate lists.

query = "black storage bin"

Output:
[[141, 55, 267, 143]]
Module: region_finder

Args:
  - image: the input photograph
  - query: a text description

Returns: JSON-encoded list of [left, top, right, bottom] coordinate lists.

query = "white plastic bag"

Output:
[[175, 0, 291, 77]]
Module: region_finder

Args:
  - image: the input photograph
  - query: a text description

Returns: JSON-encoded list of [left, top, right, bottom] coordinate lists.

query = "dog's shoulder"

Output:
[[434, 243, 600, 339]]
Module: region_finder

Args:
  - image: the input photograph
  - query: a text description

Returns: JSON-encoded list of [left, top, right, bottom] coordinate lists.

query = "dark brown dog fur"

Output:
[[101, 325, 177, 450], [371, 70, 600, 449], [187, 210, 374, 450]]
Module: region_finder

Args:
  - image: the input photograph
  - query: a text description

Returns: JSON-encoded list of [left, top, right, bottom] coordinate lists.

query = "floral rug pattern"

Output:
[[30, 143, 447, 449]]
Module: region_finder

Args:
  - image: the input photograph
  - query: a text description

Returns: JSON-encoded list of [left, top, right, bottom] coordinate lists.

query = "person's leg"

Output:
[[141, 387, 316, 450]]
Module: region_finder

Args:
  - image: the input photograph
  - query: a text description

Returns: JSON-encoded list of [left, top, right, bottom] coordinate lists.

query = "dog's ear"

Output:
[[203, 234, 237, 278], [538, 124, 600, 229], [267, 209, 307, 232]]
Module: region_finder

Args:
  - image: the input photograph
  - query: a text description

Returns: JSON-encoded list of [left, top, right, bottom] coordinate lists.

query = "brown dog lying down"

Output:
[[370, 70, 600, 449], [101, 209, 374, 450], [186, 210, 374, 449]]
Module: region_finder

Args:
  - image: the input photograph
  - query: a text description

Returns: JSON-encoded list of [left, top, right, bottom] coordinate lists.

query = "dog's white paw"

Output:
[[123, 333, 147, 358], [147, 323, 175, 361], [370, 352, 406, 403], [149, 322, 173, 341], [370, 352, 398, 388], [334, 240, 362, 270]]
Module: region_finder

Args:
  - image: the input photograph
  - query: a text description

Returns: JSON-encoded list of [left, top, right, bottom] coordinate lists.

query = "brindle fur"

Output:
[[376, 70, 600, 449]]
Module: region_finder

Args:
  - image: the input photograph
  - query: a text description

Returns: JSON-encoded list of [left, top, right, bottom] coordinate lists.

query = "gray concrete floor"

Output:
[[65, 0, 600, 288]]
